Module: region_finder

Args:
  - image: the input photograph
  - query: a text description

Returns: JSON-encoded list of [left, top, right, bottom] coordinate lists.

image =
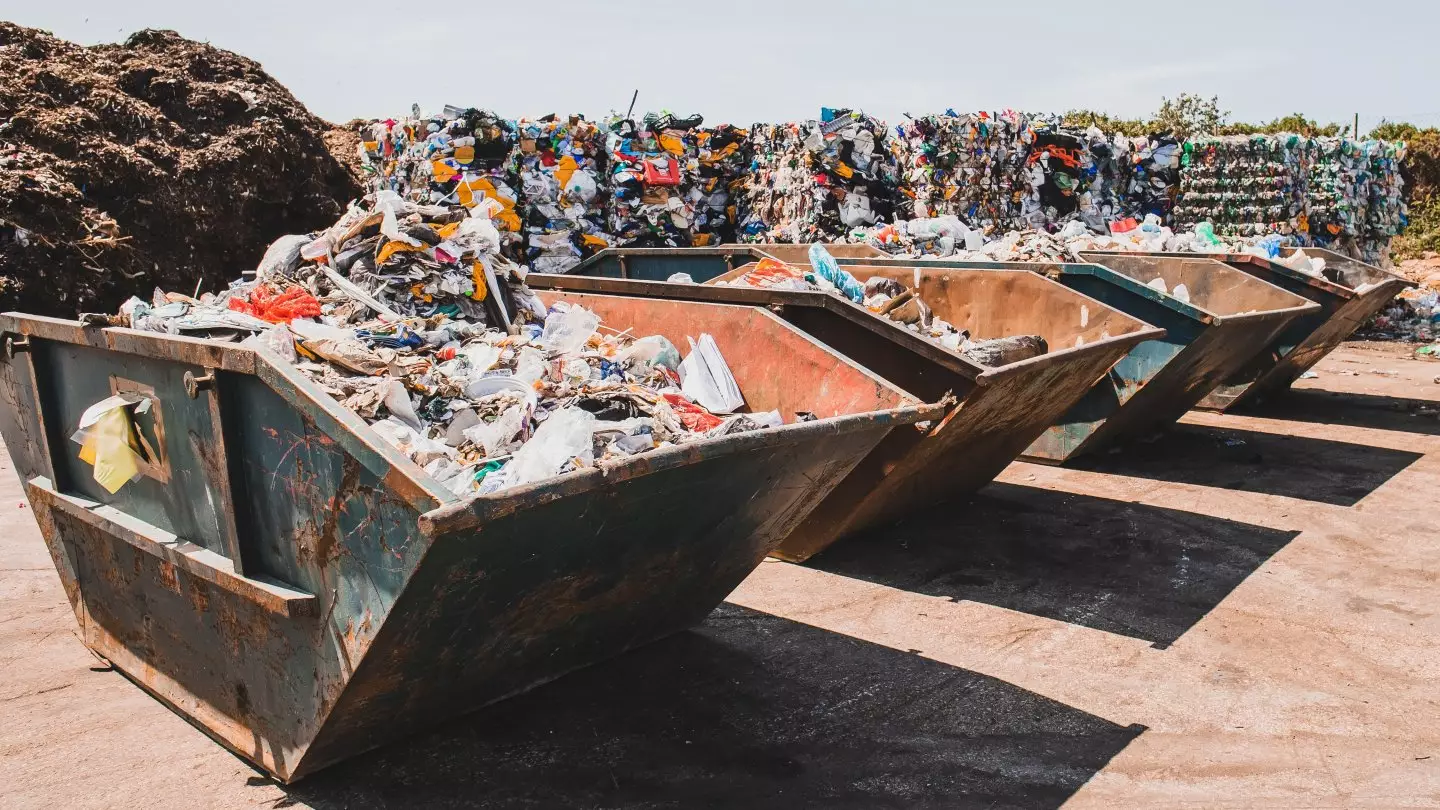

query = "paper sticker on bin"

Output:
[[1159, 248, 1412, 411], [0, 295, 937, 782], [1005, 253, 1320, 462], [532, 257, 1158, 562]]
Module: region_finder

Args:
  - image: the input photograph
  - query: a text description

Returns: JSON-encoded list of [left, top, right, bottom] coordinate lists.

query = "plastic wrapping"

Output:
[[737, 109, 898, 243], [512, 114, 613, 273]]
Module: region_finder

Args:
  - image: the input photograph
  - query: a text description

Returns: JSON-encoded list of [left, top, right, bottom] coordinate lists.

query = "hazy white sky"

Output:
[[5, 0, 1438, 132]]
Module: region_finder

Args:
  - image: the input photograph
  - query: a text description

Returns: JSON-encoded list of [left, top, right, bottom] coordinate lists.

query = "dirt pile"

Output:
[[1397, 254, 1440, 291], [0, 24, 362, 317]]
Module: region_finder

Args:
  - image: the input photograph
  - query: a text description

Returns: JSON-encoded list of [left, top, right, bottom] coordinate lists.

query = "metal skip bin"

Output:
[[744, 243, 888, 263], [530, 261, 1160, 562], [566, 246, 777, 282], [564, 244, 889, 283], [1170, 248, 1414, 411], [0, 293, 940, 782], [1012, 253, 1321, 462]]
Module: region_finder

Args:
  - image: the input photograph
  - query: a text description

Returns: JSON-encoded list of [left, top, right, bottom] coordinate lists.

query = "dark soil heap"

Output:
[[0, 24, 362, 317]]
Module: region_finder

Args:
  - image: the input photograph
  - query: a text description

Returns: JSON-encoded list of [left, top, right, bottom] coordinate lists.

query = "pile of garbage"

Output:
[[513, 114, 612, 273], [0, 24, 362, 317], [1169, 135, 1409, 264], [1359, 285, 1439, 343], [605, 112, 705, 248], [110, 192, 783, 495], [1127, 133, 1183, 223], [688, 123, 750, 245], [893, 112, 1034, 231], [358, 107, 524, 261], [719, 245, 1048, 367], [737, 109, 898, 243]]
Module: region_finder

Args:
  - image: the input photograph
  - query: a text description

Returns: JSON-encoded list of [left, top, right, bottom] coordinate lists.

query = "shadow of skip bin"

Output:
[[281, 604, 1143, 810], [811, 482, 1300, 649]]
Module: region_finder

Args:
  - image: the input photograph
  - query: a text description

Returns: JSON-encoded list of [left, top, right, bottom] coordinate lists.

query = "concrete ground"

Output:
[[1, 342, 1438, 809]]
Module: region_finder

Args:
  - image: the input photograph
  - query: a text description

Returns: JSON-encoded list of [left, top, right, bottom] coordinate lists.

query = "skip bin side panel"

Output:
[[220, 374, 430, 662], [0, 333, 54, 483], [295, 423, 894, 779], [29, 484, 327, 780], [1195, 256, 1347, 410], [1070, 311, 1301, 454], [30, 339, 231, 556], [8, 350, 434, 782], [772, 339, 1136, 561], [1225, 277, 1413, 408]]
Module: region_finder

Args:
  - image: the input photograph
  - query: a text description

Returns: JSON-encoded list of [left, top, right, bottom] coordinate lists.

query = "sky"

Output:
[[5, 0, 1439, 133]]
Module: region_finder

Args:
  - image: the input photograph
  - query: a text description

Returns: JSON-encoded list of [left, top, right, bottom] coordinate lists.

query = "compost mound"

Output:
[[0, 24, 362, 316]]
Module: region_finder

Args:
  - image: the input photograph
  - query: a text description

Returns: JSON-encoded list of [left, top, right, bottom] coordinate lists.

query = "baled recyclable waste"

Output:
[[512, 114, 613, 273], [737, 109, 898, 243]]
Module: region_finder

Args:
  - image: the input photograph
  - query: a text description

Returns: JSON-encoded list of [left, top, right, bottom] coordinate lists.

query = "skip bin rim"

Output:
[[1077, 251, 1350, 317], [946, 256, 1324, 326], [725, 262, 1175, 380], [1, 305, 943, 528], [1278, 246, 1417, 294], [817, 259, 1171, 373]]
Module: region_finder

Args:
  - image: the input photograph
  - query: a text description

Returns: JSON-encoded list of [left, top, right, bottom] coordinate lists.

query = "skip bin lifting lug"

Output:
[[4, 334, 30, 359], [184, 369, 215, 398]]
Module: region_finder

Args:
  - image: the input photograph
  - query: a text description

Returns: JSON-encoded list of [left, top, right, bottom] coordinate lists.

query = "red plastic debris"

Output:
[[662, 393, 724, 432], [228, 284, 322, 323]]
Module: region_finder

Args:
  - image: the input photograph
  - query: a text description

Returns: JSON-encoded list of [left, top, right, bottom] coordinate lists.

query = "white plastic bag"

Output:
[[540, 304, 600, 356], [383, 379, 423, 432], [679, 334, 744, 414], [462, 403, 527, 457], [506, 408, 596, 486]]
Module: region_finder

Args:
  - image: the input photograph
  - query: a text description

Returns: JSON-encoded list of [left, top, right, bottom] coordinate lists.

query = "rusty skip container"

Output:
[[567, 246, 778, 282], [745, 243, 888, 263], [0, 292, 940, 782], [1005, 253, 1319, 461], [565, 244, 888, 283], [1173, 248, 1413, 411], [533, 261, 1160, 562]]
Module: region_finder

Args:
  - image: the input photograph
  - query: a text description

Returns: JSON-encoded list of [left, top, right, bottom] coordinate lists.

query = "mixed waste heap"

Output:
[[104, 190, 781, 497], [736, 110, 898, 243], [0, 23, 362, 317]]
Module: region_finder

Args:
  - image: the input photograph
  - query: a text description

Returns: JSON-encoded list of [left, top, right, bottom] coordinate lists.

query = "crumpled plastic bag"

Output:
[[506, 408, 596, 486], [808, 243, 865, 303], [540, 304, 600, 356], [679, 334, 744, 413]]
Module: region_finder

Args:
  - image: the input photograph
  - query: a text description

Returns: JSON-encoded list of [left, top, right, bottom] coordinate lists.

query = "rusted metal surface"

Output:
[[1008, 254, 1320, 461], [1165, 249, 1414, 411], [746, 242, 887, 263], [835, 256, 1319, 462], [533, 264, 1160, 561], [0, 294, 933, 782], [566, 246, 775, 282], [565, 243, 885, 283]]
